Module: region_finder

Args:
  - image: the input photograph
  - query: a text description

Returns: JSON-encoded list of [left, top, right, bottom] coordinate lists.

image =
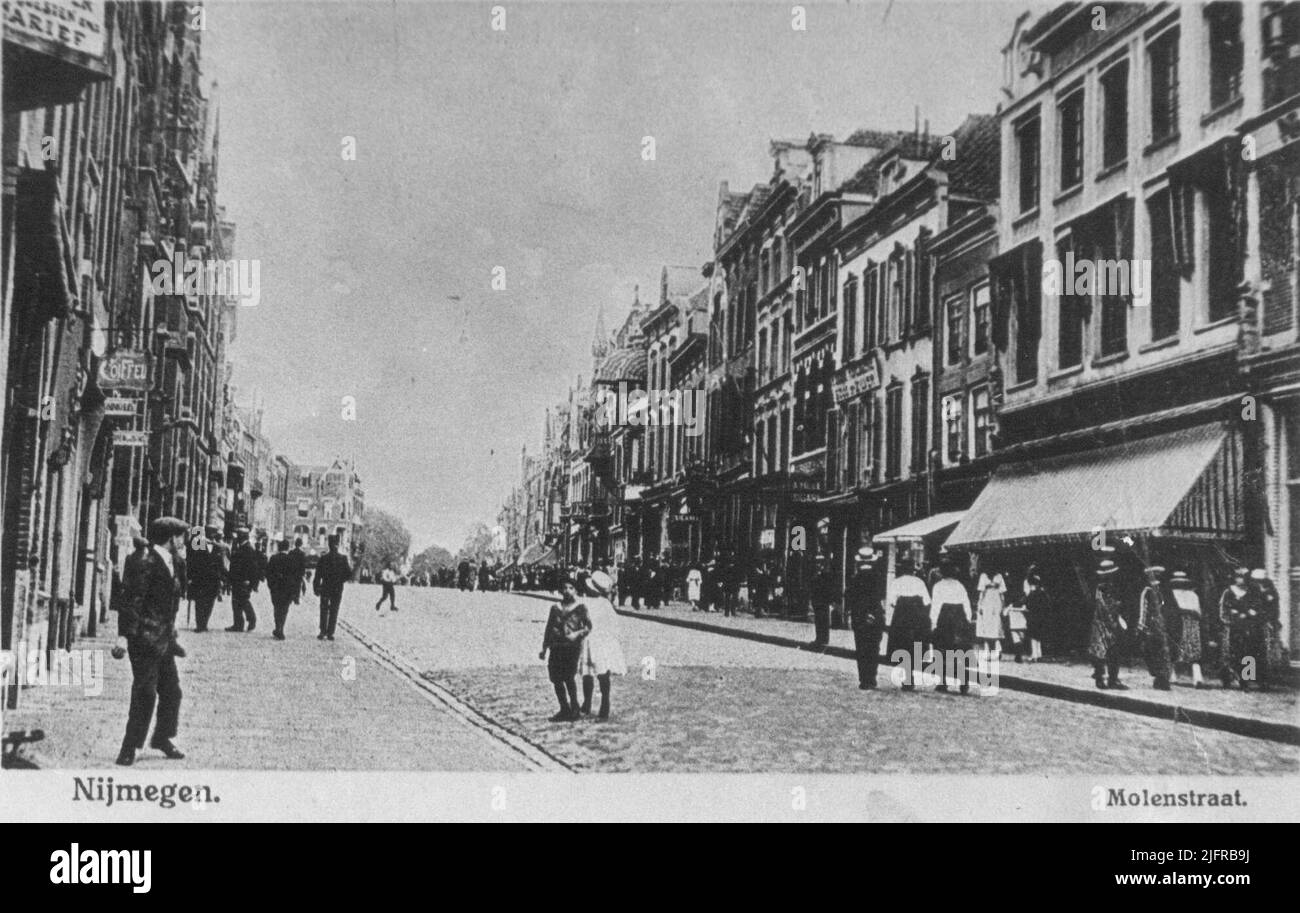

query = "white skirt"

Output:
[[578, 633, 627, 676]]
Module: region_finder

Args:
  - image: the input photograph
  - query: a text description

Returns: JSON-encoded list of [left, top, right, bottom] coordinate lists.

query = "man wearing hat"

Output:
[[313, 534, 353, 640], [1087, 557, 1128, 689], [807, 545, 837, 650], [116, 516, 189, 766], [1137, 565, 1173, 690], [186, 526, 224, 633], [265, 539, 300, 640], [845, 547, 886, 690], [226, 527, 261, 633]]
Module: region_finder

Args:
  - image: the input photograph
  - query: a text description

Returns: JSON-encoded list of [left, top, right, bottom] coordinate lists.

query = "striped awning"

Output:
[[519, 542, 560, 567], [945, 422, 1242, 550]]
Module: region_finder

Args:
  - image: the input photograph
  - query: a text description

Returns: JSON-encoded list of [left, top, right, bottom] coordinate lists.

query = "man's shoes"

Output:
[[326, 634, 335, 641], [115, 747, 135, 767], [901, 683, 916, 691], [548, 711, 573, 723], [150, 739, 185, 760], [246, 621, 256, 632], [596, 708, 610, 720], [194, 627, 207, 633], [1153, 679, 1172, 691], [1108, 681, 1129, 691], [579, 705, 592, 716], [169, 641, 187, 658], [225, 626, 243, 632], [1094, 678, 1108, 689], [273, 631, 285, 641], [935, 684, 949, 693], [317, 633, 326, 640], [391, 606, 398, 612], [858, 682, 876, 690]]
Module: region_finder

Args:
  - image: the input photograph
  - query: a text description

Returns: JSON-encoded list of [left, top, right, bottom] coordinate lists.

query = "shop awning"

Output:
[[519, 542, 560, 567], [945, 422, 1242, 550], [873, 511, 966, 544]]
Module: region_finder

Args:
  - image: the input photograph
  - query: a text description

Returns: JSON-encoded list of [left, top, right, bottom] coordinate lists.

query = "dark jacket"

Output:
[[266, 552, 300, 604], [119, 548, 181, 654], [289, 548, 307, 600], [229, 542, 263, 592], [186, 544, 225, 598], [314, 551, 353, 596], [845, 570, 885, 631]]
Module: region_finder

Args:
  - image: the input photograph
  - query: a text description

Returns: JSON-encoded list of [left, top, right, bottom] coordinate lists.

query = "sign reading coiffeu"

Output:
[[97, 350, 150, 391], [3, 0, 105, 59]]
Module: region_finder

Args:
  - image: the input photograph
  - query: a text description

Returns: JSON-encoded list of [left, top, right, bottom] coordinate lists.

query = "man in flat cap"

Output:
[[116, 516, 188, 766]]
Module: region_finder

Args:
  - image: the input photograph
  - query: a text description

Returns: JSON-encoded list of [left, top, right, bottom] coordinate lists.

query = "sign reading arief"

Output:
[[3, 0, 105, 59]]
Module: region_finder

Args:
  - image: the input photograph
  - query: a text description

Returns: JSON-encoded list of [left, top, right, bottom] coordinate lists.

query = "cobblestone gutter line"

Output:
[[509, 591, 1300, 747], [338, 619, 573, 773]]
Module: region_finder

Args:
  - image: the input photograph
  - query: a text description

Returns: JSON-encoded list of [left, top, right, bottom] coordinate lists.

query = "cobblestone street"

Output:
[[345, 586, 1300, 774]]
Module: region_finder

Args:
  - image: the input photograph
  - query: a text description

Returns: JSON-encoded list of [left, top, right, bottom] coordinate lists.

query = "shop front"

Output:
[[944, 421, 1246, 656]]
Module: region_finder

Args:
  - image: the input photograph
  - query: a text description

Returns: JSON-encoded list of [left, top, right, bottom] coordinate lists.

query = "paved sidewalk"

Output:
[[515, 589, 1299, 743], [3, 591, 527, 771]]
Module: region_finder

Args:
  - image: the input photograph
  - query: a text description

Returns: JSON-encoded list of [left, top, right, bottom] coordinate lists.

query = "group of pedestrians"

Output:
[[1088, 558, 1282, 692], [539, 570, 627, 722], [111, 519, 357, 765]]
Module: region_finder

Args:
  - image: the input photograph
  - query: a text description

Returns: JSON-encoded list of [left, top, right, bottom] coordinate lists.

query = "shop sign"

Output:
[[97, 349, 150, 391], [112, 429, 146, 447], [833, 362, 878, 403], [103, 396, 138, 417], [3, 0, 106, 60]]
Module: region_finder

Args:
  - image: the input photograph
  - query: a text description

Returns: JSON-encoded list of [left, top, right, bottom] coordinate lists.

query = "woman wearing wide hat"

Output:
[[1087, 559, 1128, 690], [1168, 570, 1205, 688], [577, 571, 628, 720]]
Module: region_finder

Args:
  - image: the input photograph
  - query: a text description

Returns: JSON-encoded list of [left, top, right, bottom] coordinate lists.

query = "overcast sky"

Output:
[[203, 0, 1037, 553]]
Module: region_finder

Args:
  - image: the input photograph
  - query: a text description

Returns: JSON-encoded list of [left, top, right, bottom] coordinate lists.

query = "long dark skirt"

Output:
[[547, 643, 581, 684], [888, 602, 932, 659], [931, 604, 973, 653]]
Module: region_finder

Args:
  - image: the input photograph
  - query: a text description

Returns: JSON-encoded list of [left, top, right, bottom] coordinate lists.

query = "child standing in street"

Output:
[[539, 577, 592, 721]]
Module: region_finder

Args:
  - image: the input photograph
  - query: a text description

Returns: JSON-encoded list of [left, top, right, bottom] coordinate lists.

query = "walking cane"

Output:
[[186, 598, 192, 628]]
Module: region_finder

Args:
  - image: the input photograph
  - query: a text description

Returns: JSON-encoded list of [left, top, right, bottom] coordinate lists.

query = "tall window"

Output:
[[1148, 187, 1185, 340], [972, 284, 991, 355], [754, 421, 765, 475], [1206, 2, 1243, 110], [889, 257, 904, 342], [1015, 247, 1042, 384], [1101, 60, 1129, 169], [1058, 89, 1084, 190], [1057, 237, 1085, 369], [842, 276, 859, 361], [946, 295, 965, 365], [781, 312, 793, 370], [943, 394, 964, 464], [910, 375, 929, 474], [758, 327, 768, 380], [769, 323, 779, 381], [1149, 28, 1180, 144], [885, 383, 903, 480], [861, 395, 876, 485], [863, 264, 878, 350], [773, 238, 784, 283], [1016, 114, 1041, 214], [972, 386, 992, 458], [767, 414, 777, 475]]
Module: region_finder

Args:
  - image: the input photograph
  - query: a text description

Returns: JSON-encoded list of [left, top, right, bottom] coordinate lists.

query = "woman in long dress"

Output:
[[578, 571, 628, 720], [1168, 570, 1204, 688], [975, 566, 1007, 663]]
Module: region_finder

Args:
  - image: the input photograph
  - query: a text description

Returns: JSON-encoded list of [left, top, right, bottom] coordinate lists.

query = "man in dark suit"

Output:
[[186, 526, 224, 633], [314, 534, 352, 641], [846, 547, 886, 690], [226, 528, 261, 632], [266, 539, 299, 640], [289, 537, 308, 604], [116, 516, 189, 766]]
